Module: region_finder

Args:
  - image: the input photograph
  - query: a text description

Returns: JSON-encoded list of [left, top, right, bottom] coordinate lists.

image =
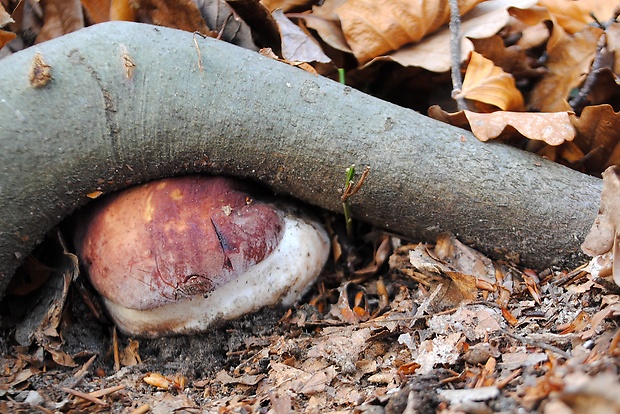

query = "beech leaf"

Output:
[[273, 9, 331, 63], [455, 51, 524, 111], [335, 0, 484, 64], [528, 26, 603, 112], [582, 166, 620, 287], [428, 106, 575, 145]]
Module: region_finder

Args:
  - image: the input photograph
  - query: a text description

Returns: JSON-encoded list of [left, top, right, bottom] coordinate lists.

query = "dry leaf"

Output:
[[570, 104, 620, 173], [272, 9, 330, 63], [455, 51, 524, 111], [36, 0, 85, 43], [336, 0, 484, 64], [0, 4, 14, 27], [536, 0, 592, 34], [290, 12, 352, 53], [470, 35, 545, 79], [528, 25, 603, 111], [144, 372, 171, 389], [582, 166, 620, 286], [509, 4, 569, 52], [582, 167, 619, 255], [110, 0, 136, 21], [383, 0, 537, 72], [428, 106, 575, 145], [466, 110, 574, 144], [132, 0, 210, 35], [260, 0, 314, 12], [81, 0, 112, 23], [196, 0, 262, 51], [0, 30, 16, 49], [602, 23, 620, 79]]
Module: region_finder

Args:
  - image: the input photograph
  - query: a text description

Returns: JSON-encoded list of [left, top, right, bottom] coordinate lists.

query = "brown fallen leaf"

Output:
[[570, 104, 620, 174], [36, 0, 85, 44], [582, 166, 620, 286], [289, 10, 352, 54], [0, 4, 13, 27], [132, 0, 210, 35], [335, 0, 484, 64], [272, 9, 330, 63], [385, 0, 537, 72], [528, 25, 603, 112], [428, 106, 575, 145], [455, 51, 524, 111], [470, 35, 546, 80], [81, 0, 112, 23]]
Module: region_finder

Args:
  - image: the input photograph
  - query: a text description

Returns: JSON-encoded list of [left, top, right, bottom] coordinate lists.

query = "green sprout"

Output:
[[341, 164, 370, 239], [338, 68, 346, 85]]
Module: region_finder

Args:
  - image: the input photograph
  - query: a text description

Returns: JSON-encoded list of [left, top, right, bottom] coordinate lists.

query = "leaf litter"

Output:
[[0, 0, 620, 412]]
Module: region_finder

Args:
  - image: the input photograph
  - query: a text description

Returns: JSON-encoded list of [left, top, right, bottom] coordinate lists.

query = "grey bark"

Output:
[[0, 22, 602, 297]]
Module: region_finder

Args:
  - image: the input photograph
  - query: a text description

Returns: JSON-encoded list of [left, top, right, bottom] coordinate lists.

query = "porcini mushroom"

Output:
[[74, 176, 330, 337]]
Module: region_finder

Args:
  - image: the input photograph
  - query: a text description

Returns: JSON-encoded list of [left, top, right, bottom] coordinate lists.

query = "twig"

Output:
[[62, 354, 97, 388], [113, 326, 120, 372], [449, 0, 467, 111], [59, 386, 108, 406], [89, 384, 126, 398], [569, 33, 606, 113], [193, 32, 207, 72], [341, 165, 370, 238], [502, 329, 571, 359]]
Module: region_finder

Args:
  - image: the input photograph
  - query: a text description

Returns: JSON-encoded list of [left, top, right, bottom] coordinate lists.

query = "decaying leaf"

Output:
[[272, 9, 330, 63], [528, 25, 603, 112], [455, 51, 524, 111], [0, 4, 13, 28], [582, 166, 620, 287], [36, 0, 85, 43], [428, 106, 575, 145], [335, 0, 484, 64], [365, 0, 537, 71], [81, 0, 112, 23], [569, 105, 620, 173], [131, 0, 210, 35]]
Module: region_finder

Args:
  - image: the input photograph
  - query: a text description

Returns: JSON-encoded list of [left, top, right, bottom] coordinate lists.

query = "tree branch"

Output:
[[0, 22, 602, 297]]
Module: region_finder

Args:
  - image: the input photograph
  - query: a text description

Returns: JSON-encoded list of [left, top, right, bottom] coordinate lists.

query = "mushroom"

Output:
[[74, 176, 330, 337]]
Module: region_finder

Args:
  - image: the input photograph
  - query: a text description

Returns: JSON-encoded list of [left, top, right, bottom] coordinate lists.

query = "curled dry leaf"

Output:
[[384, 0, 537, 72], [261, 0, 315, 12], [569, 105, 620, 173], [0, 5, 13, 27], [428, 106, 575, 145], [528, 25, 603, 112], [582, 166, 620, 286], [272, 9, 331, 63], [455, 51, 524, 111], [335, 0, 484, 64], [131, 0, 210, 35], [36, 0, 85, 44]]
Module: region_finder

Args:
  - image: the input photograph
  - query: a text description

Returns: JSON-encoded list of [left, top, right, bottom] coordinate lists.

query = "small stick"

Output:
[[193, 32, 207, 72], [569, 33, 607, 113], [449, 0, 466, 111], [502, 329, 571, 359], [89, 384, 126, 398], [59, 386, 108, 406], [113, 327, 120, 372]]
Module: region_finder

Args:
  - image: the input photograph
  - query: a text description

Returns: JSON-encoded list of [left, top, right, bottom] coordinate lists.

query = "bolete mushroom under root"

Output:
[[74, 176, 330, 337]]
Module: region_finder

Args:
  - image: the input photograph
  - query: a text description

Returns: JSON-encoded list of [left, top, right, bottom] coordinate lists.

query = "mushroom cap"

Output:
[[75, 176, 329, 336]]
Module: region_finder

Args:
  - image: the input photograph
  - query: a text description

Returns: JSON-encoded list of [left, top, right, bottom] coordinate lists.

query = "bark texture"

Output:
[[0, 22, 602, 296]]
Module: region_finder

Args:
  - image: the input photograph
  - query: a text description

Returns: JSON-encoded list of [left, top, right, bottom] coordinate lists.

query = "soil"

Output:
[[0, 228, 619, 414]]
